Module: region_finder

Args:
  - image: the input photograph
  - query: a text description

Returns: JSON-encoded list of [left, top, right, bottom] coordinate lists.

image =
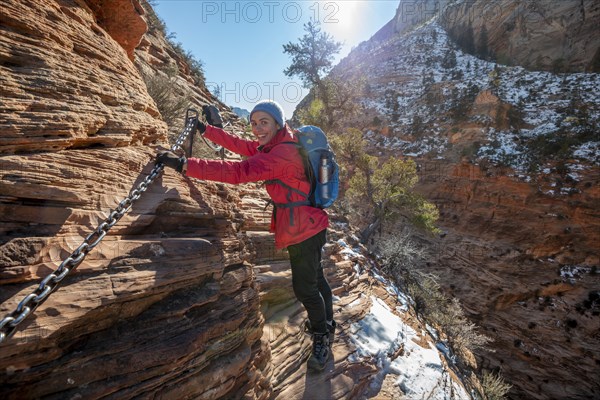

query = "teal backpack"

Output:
[[266, 125, 339, 211], [295, 125, 339, 208]]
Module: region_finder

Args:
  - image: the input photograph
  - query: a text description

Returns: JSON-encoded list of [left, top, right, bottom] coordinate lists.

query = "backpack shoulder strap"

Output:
[[264, 179, 309, 198], [262, 139, 315, 225]]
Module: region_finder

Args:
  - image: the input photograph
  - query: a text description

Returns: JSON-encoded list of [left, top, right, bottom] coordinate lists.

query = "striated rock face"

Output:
[[85, 0, 148, 61], [0, 0, 167, 155], [0, 148, 268, 398], [416, 161, 600, 399], [393, 0, 451, 35], [393, 0, 600, 72], [442, 0, 600, 72], [0, 0, 269, 398]]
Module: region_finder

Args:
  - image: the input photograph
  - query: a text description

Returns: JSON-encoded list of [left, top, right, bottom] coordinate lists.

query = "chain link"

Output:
[[0, 112, 199, 344]]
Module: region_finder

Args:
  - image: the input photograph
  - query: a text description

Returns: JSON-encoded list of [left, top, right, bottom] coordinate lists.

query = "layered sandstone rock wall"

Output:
[[0, 1, 269, 398], [443, 0, 600, 72], [0, 0, 166, 155], [416, 161, 600, 399]]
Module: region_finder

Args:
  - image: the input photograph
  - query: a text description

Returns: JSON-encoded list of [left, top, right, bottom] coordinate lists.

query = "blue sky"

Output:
[[152, 1, 399, 117]]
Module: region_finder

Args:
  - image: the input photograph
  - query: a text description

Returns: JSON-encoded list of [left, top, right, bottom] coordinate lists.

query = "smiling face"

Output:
[[250, 111, 280, 146]]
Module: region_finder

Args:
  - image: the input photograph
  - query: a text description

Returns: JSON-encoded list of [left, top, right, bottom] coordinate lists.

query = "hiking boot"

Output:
[[307, 332, 330, 371], [304, 320, 336, 347]]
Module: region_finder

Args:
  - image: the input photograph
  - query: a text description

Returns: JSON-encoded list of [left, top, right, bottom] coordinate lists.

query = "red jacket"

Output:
[[186, 125, 329, 249]]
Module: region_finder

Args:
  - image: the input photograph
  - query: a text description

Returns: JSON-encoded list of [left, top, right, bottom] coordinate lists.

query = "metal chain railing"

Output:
[[0, 109, 199, 344]]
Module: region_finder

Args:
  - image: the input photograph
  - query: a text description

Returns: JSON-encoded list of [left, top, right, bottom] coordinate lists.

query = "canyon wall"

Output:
[[314, 1, 600, 398], [393, 0, 600, 72], [0, 1, 475, 399], [416, 160, 599, 399], [0, 0, 167, 155]]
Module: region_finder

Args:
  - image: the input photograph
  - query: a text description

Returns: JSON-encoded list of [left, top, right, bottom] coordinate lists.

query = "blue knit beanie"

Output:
[[250, 100, 285, 128]]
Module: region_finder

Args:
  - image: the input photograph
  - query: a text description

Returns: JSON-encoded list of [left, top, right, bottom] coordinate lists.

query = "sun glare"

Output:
[[319, 1, 362, 40]]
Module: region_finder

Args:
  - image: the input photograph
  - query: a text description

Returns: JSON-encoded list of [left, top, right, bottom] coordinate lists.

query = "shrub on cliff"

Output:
[[142, 1, 205, 85], [379, 234, 492, 369], [142, 64, 191, 130], [330, 129, 439, 244], [296, 98, 327, 128], [481, 370, 512, 400], [433, 298, 493, 366], [144, 0, 167, 34]]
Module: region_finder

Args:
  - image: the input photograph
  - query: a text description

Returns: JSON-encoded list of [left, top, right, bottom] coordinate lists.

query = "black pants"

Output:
[[287, 229, 333, 334]]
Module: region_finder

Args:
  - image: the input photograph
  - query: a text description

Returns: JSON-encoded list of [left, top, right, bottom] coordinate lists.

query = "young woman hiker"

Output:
[[156, 100, 336, 371]]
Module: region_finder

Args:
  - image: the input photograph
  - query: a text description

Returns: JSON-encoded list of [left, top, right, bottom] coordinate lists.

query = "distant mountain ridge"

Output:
[[231, 106, 250, 120]]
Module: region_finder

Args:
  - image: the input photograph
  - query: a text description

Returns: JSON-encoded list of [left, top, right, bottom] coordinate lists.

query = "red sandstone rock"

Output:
[[0, 0, 268, 397], [0, 0, 167, 155]]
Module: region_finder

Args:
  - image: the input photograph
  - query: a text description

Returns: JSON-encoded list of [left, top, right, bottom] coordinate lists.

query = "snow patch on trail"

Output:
[[349, 296, 470, 399]]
